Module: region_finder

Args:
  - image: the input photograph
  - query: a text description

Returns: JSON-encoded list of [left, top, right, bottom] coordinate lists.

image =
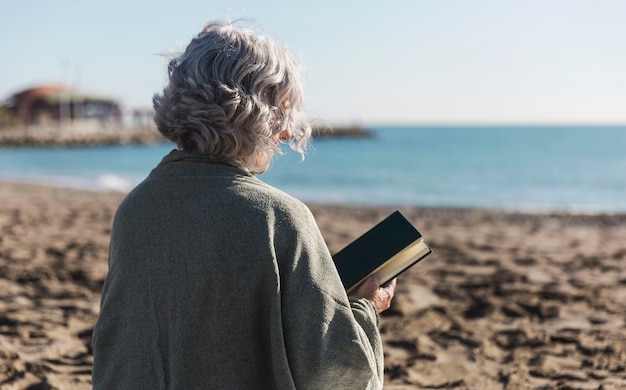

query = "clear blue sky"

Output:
[[1, 0, 625, 125]]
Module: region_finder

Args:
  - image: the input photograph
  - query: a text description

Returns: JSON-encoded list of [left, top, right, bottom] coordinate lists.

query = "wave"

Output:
[[0, 173, 138, 193], [95, 174, 136, 192]]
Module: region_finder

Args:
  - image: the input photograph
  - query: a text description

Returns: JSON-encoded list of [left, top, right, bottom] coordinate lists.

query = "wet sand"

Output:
[[1, 183, 625, 389]]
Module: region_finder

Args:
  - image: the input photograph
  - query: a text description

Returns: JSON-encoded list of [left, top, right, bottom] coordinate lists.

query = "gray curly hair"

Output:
[[153, 21, 311, 173]]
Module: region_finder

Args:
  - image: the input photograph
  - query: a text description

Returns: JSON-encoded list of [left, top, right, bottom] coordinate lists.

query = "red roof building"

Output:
[[4, 85, 121, 125]]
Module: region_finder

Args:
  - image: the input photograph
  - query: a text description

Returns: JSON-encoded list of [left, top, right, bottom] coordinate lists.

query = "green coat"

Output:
[[92, 150, 384, 389]]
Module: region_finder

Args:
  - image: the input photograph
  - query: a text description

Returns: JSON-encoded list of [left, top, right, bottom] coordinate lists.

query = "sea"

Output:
[[1, 126, 625, 213]]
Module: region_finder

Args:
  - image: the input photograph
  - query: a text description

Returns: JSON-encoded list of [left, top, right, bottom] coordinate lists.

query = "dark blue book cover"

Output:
[[332, 210, 432, 293]]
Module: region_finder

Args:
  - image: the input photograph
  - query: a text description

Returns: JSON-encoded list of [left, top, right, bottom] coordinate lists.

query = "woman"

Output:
[[92, 21, 396, 389]]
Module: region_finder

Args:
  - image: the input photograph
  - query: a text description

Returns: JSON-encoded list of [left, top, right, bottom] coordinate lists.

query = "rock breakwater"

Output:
[[0, 123, 372, 148]]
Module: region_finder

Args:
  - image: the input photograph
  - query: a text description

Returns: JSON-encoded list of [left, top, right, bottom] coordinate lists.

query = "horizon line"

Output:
[[321, 121, 626, 128]]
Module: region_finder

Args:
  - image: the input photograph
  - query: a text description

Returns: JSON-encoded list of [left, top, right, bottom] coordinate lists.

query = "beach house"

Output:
[[2, 85, 121, 126]]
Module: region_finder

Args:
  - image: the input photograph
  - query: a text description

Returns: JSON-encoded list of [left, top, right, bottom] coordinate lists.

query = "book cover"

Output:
[[332, 210, 432, 294]]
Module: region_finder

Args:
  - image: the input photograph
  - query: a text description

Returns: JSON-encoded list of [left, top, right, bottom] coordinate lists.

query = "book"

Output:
[[332, 210, 432, 295]]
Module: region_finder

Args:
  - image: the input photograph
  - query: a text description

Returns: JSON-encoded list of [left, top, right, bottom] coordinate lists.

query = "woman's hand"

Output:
[[354, 275, 397, 313]]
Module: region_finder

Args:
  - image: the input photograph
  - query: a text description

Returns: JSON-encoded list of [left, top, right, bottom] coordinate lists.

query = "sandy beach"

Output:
[[0, 182, 625, 389]]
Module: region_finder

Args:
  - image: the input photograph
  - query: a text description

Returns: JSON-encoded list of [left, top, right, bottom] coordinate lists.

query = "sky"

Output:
[[1, 0, 625, 125]]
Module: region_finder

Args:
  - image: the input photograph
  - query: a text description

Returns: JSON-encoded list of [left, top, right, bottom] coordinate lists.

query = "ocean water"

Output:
[[1, 126, 625, 213]]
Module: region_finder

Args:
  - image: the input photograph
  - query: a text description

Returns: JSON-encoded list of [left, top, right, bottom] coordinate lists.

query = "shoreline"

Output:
[[4, 178, 626, 218], [1, 182, 625, 388]]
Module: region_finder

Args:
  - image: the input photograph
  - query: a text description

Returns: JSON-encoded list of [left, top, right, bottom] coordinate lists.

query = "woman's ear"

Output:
[[278, 128, 292, 141]]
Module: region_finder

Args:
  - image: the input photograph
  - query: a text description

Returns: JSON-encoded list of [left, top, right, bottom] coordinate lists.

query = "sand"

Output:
[[0, 182, 625, 389]]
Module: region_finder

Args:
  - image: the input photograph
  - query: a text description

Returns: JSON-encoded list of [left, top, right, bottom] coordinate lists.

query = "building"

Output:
[[3, 85, 121, 125]]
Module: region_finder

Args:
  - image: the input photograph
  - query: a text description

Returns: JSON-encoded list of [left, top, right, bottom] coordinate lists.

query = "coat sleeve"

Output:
[[273, 207, 384, 390]]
